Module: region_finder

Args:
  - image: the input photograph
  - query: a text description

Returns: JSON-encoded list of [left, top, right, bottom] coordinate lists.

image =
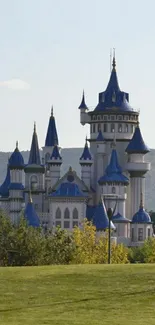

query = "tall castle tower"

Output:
[[78, 55, 150, 219]]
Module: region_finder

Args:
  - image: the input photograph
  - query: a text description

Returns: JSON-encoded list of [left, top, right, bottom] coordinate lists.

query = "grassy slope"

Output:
[[0, 264, 155, 325]]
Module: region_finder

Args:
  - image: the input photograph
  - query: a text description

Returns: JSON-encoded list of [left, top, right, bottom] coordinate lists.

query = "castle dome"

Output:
[[9, 142, 24, 169]]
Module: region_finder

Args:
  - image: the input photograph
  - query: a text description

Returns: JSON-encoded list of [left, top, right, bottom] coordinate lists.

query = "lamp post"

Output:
[[102, 195, 118, 264]]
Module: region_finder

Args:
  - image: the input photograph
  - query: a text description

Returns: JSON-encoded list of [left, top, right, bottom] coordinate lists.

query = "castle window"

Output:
[[56, 221, 61, 227], [30, 175, 38, 190], [111, 115, 115, 121], [98, 123, 101, 132], [93, 124, 96, 133], [131, 228, 134, 241], [112, 186, 116, 194], [97, 115, 101, 120], [111, 124, 115, 133], [73, 208, 78, 219], [64, 221, 70, 229], [73, 221, 78, 227], [131, 125, 134, 133], [138, 228, 143, 241], [118, 115, 122, 120], [148, 228, 151, 237], [93, 115, 96, 120], [125, 124, 128, 132], [118, 124, 122, 133], [45, 152, 50, 163], [103, 124, 107, 132], [104, 115, 107, 121], [64, 207, 70, 219], [56, 207, 61, 219]]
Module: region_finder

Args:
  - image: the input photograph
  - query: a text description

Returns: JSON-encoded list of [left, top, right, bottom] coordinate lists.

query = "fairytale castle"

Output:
[[0, 56, 153, 246]]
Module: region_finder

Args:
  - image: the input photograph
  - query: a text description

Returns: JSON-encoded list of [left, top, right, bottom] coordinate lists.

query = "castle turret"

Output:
[[8, 141, 25, 223], [79, 138, 93, 189], [78, 91, 90, 125], [42, 107, 59, 164], [131, 193, 153, 245], [24, 193, 40, 227], [93, 200, 115, 231], [125, 124, 150, 217], [24, 123, 45, 212], [48, 145, 62, 189], [98, 148, 129, 216]]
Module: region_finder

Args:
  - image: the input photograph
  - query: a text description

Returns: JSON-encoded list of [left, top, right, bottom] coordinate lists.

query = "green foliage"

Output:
[[44, 227, 75, 265], [72, 219, 129, 264]]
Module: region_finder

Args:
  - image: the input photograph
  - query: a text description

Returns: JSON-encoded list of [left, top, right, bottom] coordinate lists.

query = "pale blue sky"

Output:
[[0, 0, 155, 151]]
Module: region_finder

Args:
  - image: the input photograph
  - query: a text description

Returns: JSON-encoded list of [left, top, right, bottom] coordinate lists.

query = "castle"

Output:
[[0, 56, 153, 246]]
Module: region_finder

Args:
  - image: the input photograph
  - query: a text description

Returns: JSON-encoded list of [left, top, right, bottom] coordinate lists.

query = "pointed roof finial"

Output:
[[140, 192, 144, 209], [51, 105, 53, 117], [112, 48, 116, 70], [16, 141, 18, 149], [29, 190, 32, 203], [34, 121, 36, 133]]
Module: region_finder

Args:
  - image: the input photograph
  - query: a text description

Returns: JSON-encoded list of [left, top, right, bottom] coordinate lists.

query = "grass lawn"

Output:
[[0, 264, 155, 325]]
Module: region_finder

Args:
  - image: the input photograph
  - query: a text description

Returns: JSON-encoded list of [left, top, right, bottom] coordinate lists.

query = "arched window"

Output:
[[112, 186, 116, 194], [103, 123, 107, 132], [98, 123, 101, 132], [125, 124, 128, 133], [93, 124, 96, 133], [45, 152, 50, 163], [56, 207, 61, 219], [73, 208, 78, 219], [64, 208, 70, 219], [30, 175, 38, 190], [111, 123, 115, 133], [118, 124, 122, 133]]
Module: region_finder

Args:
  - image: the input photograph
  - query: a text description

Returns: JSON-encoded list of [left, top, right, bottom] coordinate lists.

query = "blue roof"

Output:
[[51, 182, 86, 198], [98, 149, 129, 184], [78, 91, 88, 110], [9, 183, 24, 190], [28, 124, 41, 165], [125, 126, 150, 154], [45, 108, 59, 147], [50, 145, 62, 160], [86, 205, 96, 221], [93, 202, 115, 230], [94, 57, 134, 112], [24, 199, 40, 227], [132, 207, 151, 223], [96, 130, 105, 141], [0, 165, 10, 197], [80, 140, 92, 161], [9, 142, 24, 169], [112, 213, 130, 223]]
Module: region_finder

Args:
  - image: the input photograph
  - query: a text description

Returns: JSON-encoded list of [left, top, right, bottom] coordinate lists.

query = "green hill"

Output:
[[0, 264, 155, 325], [0, 148, 154, 210]]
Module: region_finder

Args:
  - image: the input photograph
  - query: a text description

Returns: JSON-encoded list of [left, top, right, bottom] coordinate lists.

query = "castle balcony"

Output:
[[24, 186, 45, 193], [125, 162, 150, 173]]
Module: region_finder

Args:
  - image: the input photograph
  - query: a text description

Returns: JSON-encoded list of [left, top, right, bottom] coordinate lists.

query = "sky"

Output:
[[0, 0, 155, 151]]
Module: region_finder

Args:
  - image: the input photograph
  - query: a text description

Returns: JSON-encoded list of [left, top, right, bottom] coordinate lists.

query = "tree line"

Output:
[[0, 212, 155, 266]]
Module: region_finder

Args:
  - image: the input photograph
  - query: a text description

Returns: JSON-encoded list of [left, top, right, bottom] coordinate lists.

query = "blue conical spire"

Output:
[[126, 125, 150, 154], [45, 107, 59, 147], [96, 130, 105, 142], [78, 90, 88, 110], [80, 137, 92, 161], [94, 55, 134, 112], [106, 56, 120, 93], [28, 123, 41, 165], [93, 201, 115, 231], [50, 145, 62, 160], [98, 149, 129, 184], [24, 193, 40, 227], [0, 162, 10, 197]]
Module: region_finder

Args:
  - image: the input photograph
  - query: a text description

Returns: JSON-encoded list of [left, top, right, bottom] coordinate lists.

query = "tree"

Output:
[[72, 219, 129, 264]]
